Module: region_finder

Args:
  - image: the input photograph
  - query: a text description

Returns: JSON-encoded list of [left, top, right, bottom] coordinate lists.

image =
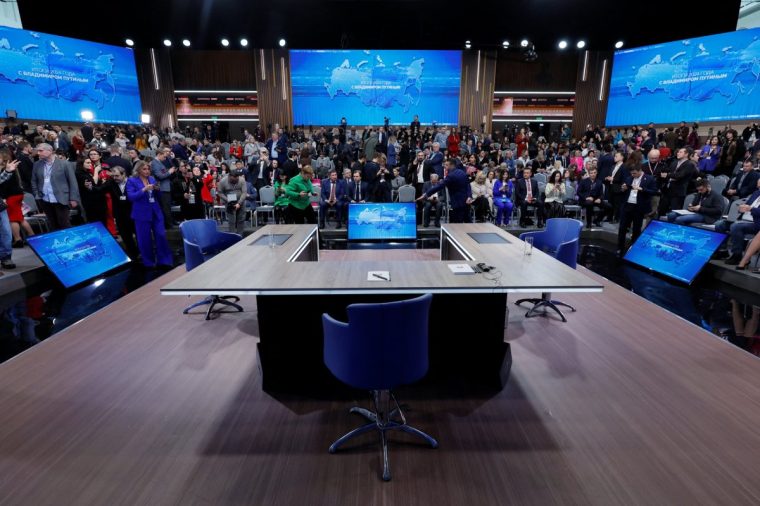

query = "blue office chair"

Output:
[[515, 218, 583, 322], [180, 219, 243, 320], [322, 293, 438, 481]]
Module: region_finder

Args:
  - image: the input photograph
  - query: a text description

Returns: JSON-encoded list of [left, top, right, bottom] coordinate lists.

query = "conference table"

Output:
[[161, 224, 603, 393]]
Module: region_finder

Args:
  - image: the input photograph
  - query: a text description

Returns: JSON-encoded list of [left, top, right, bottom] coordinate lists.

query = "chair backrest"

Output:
[[710, 175, 729, 196], [538, 181, 546, 194], [683, 193, 697, 209], [726, 198, 746, 221], [534, 173, 547, 184], [22, 192, 39, 214], [180, 219, 221, 271], [521, 218, 583, 269], [398, 185, 416, 202], [720, 196, 730, 215], [259, 185, 275, 205], [564, 184, 576, 202], [323, 293, 433, 391]]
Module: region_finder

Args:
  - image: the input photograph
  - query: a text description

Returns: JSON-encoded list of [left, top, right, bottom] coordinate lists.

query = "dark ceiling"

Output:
[[18, 0, 741, 52]]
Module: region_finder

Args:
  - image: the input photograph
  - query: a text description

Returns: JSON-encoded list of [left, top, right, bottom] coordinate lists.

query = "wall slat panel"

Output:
[[572, 50, 613, 136], [134, 47, 176, 129], [459, 50, 497, 131]]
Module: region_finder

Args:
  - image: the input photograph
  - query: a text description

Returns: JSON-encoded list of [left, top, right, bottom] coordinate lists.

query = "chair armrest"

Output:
[[182, 239, 205, 271], [213, 232, 243, 251], [322, 313, 352, 379], [555, 238, 579, 268]]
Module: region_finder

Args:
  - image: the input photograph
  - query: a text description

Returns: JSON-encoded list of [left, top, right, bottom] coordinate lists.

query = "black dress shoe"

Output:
[[725, 255, 742, 265], [735, 264, 748, 271], [1, 260, 16, 269], [12, 240, 24, 248]]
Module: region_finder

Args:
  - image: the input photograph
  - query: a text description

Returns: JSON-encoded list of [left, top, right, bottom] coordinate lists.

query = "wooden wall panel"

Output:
[[170, 50, 257, 90], [494, 52, 578, 92], [134, 47, 176, 130], [459, 50, 497, 132], [572, 50, 613, 136], [254, 49, 292, 133]]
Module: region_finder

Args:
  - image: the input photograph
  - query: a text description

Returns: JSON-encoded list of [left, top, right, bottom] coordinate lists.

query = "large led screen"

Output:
[[605, 28, 760, 126], [0, 25, 142, 124], [290, 49, 461, 126], [347, 203, 417, 241], [623, 221, 725, 285]]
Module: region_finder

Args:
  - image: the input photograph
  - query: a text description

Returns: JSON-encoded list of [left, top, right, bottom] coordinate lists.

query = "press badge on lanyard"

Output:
[[227, 193, 238, 202], [148, 190, 155, 203]]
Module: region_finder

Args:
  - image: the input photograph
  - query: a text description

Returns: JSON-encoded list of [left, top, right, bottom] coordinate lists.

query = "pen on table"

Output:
[[372, 273, 389, 281]]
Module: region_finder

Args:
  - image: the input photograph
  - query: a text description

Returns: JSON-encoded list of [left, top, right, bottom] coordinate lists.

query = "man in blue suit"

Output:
[[265, 132, 288, 167], [725, 161, 759, 200], [347, 170, 369, 204], [720, 177, 760, 265], [428, 142, 445, 179], [418, 159, 471, 223], [319, 169, 346, 228], [617, 165, 659, 255]]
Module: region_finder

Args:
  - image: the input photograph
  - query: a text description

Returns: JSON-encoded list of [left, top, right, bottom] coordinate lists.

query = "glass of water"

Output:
[[524, 236, 533, 255]]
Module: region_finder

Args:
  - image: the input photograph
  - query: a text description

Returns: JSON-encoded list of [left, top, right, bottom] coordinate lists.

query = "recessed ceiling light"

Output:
[[221, 38, 229, 47], [125, 38, 134, 47], [558, 40, 568, 50], [163, 39, 172, 47], [520, 39, 529, 48], [615, 40, 624, 49], [240, 38, 248, 47], [182, 39, 191, 47], [577, 40, 586, 49]]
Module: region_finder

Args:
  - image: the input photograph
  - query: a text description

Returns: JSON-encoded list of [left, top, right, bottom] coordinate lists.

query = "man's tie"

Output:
[[355, 185, 359, 201], [526, 180, 532, 199], [329, 182, 335, 202]]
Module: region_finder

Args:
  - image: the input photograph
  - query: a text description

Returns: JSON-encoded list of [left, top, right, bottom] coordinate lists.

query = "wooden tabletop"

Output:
[[161, 223, 602, 295]]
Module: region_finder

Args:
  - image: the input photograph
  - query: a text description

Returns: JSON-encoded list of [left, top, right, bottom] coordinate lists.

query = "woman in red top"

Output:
[[515, 128, 528, 157], [447, 128, 460, 157], [230, 141, 243, 161], [201, 167, 217, 218]]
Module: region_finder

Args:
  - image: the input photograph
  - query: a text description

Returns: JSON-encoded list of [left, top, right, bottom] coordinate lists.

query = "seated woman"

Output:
[[492, 170, 514, 227], [470, 171, 492, 223], [544, 170, 567, 219]]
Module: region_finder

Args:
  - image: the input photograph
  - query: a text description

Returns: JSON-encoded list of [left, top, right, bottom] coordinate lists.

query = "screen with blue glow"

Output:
[[290, 49, 461, 125], [347, 202, 417, 241], [0, 25, 142, 124], [605, 28, 760, 126], [26, 222, 131, 288], [624, 221, 725, 284]]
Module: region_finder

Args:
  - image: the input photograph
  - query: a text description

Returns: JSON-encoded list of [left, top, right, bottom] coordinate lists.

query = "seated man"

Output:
[[577, 167, 610, 227], [666, 178, 722, 226], [725, 161, 760, 201], [718, 178, 760, 265], [422, 173, 445, 227], [347, 170, 368, 204], [515, 167, 544, 227], [319, 169, 345, 228]]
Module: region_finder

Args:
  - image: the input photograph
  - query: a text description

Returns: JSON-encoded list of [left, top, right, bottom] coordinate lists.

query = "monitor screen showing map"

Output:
[[623, 221, 725, 285], [605, 27, 760, 126], [290, 49, 461, 125], [27, 222, 131, 289], [347, 203, 417, 241], [0, 25, 142, 124]]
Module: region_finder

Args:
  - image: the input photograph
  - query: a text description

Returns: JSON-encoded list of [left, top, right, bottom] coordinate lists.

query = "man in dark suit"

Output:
[[428, 142, 444, 179], [15, 140, 35, 193], [666, 146, 698, 212], [31, 143, 80, 230], [376, 126, 388, 154], [418, 159, 471, 223], [515, 167, 544, 227], [605, 150, 627, 223], [577, 168, 609, 228], [406, 150, 431, 197], [720, 178, 760, 264], [410, 115, 421, 139], [617, 165, 658, 254], [725, 161, 759, 200], [248, 150, 272, 192], [102, 166, 139, 260], [347, 170, 368, 203], [666, 178, 723, 226], [281, 150, 299, 180], [319, 170, 346, 228], [421, 173, 446, 227], [265, 132, 288, 167], [103, 145, 131, 174]]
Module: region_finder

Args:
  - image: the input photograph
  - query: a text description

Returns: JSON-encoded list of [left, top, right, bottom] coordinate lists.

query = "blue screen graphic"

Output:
[[624, 221, 726, 284], [27, 222, 131, 288], [290, 49, 461, 125], [606, 28, 760, 126], [0, 25, 142, 124], [347, 202, 417, 241]]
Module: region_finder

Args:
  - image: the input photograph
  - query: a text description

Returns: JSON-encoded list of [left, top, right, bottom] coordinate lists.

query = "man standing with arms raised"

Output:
[[31, 143, 80, 231]]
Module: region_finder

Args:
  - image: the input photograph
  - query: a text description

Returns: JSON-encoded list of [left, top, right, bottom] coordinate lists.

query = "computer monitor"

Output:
[[623, 221, 726, 284], [347, 202, 417, 241], [26, 222, 131, 288]]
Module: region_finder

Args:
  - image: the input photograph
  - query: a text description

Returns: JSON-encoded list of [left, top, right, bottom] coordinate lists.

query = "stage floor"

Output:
[[0, 266, 758, 505]]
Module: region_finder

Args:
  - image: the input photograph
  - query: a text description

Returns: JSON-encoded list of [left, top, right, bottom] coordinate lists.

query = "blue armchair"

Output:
[[180, 219, 243, 320], [515, 218, 583, 322], [322, 293, 438, 481]]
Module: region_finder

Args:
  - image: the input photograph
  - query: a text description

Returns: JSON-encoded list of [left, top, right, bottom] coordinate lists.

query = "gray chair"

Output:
[[397, 185, 416, 203], [694, 197, 743, 230], [563, 185, 581, 219], [22, 192, 49, 233], [682, 193, 697, 209], [710, 175, 729, 196], [534, 173, 547, 184], [255, 186, 275, 226]]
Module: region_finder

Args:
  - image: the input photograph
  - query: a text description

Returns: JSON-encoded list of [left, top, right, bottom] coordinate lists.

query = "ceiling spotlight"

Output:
[[502, 40, 509, 47], [615, 40, 624, 49], [465, 42, 471, 49], [520, 39, 529, 48], [240, 38, 248, 47], [576, 40, 586, 49], [125, 38, 134, 47], [182, 39, 191, 47], [278, 38, 286, 47], [163, 39, 172, 47], [558, 40, 568, 50], [221, 38, 229, 47]]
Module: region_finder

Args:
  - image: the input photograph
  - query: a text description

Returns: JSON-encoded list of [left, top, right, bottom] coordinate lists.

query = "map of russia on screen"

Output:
[[606, 27, 760, 126], [0, 25, 142, 124]]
